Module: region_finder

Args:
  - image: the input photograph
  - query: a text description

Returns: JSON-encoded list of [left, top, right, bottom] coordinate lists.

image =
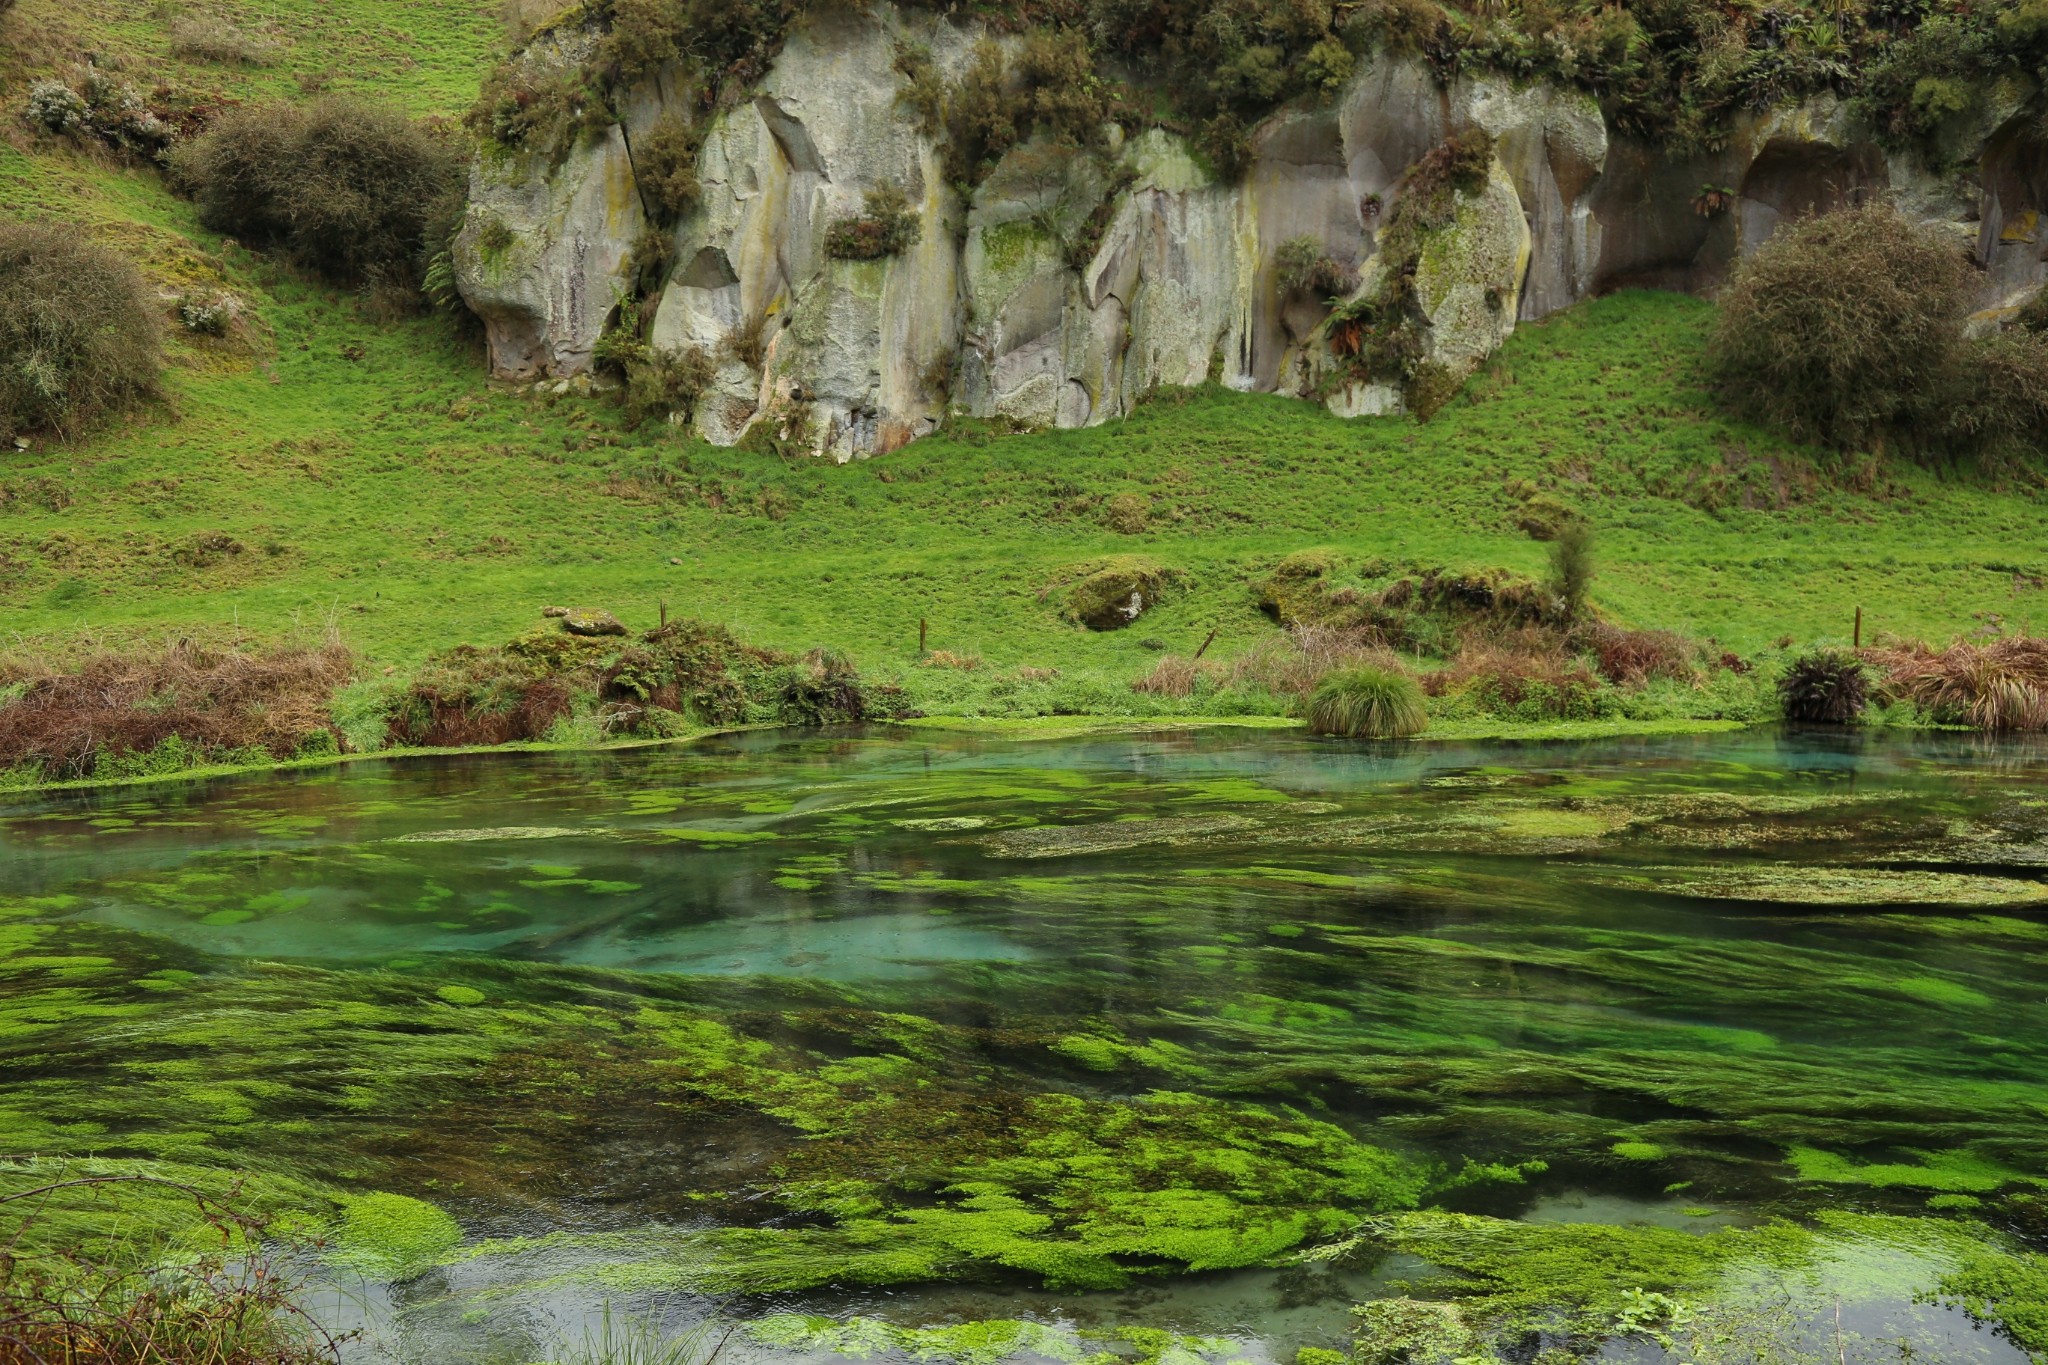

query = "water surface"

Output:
[[5, 726, 2046, 1363]]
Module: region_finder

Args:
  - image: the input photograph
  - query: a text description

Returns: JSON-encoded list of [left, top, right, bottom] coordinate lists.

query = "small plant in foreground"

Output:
[[0, 1168, 345, 1363], [180, 296, 234, 336], [1307, 665, 1428, 738], [1778, 648, 1868, 724]]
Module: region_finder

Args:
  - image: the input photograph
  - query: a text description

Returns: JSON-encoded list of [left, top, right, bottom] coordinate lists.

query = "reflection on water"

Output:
[[4, 725, 2047, 1364]]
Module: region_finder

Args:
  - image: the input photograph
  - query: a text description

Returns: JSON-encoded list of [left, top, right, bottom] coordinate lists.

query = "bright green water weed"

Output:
[[5, 730, 2048, 1354]]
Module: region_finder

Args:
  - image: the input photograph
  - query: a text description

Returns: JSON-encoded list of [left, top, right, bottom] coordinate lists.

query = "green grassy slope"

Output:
[[2, 0, 2044, 686]]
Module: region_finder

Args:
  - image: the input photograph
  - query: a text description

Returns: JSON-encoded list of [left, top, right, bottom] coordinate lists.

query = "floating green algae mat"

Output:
[[5, 725, 2048, 1363]]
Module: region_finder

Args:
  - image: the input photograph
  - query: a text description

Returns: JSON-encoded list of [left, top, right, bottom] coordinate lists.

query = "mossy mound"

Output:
[[1250, 551, 1556, 642], [1062, 557, 1184, 631]]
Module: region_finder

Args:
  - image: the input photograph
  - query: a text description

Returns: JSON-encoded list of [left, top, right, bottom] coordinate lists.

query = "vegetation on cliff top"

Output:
[[479, 0, 2048, 175]]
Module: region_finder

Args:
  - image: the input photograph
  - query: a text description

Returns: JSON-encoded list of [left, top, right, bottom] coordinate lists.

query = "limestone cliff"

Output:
[[455, 4, 2039, 457]]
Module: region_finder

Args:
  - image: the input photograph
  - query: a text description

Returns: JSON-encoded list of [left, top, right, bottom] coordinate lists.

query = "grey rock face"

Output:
[[455, 5, 2034, 454]]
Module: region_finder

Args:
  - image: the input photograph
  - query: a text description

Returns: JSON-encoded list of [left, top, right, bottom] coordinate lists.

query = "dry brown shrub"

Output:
[[0, 222, 163, 444], [1589, 625, 1699, 687], [0, 641, 352, 780], [1867, 637, 2048, 731], [1708, 201, 1975, 450], [1131, 654, 1222, 698], [386, 663, 575, 747], [1424, 639, 1603, 715]]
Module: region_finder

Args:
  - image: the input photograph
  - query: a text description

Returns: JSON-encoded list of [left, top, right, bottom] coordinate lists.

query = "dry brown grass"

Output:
[[1423, 636, 1604, 716], [1227, 625, 1407, 702], [1587, 624, 1699, 686], [1130, 654, 1223, 698], [168, 13, 285, 65], [0, 640, 351, 780], [1866, 636, 2048, 731], [921, 650, 983, 671], [499, 0, 561, 44]]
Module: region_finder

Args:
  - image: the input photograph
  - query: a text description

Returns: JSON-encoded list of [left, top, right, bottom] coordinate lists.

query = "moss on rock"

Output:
[[1062, 557, 1184, 631]]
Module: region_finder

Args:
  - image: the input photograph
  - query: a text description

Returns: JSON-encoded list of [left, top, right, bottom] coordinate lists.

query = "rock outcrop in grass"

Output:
[[455, 2, 2041, 456]]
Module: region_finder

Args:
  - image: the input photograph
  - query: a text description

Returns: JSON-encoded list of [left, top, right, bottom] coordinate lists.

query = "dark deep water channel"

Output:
[[6, 725, 2048, 1364]]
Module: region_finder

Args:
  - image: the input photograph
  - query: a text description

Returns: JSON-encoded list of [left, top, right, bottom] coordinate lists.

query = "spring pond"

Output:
[[6, 725, 2048, 1364]]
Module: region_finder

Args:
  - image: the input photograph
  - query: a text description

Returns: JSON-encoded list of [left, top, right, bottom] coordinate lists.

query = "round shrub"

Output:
[[0, 222, 162, 444], [1307, 666, 1428, 739], [174, 97, 463, 289], [1778, 648, 1868, 724], [1708, 202, 1975, 451]]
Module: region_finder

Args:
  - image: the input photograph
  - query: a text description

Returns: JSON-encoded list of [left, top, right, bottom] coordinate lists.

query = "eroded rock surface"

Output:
[[456, 4, 2032, 456]]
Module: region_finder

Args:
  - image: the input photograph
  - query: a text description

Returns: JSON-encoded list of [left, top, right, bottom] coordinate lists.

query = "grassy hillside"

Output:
[[2, 0, 2045, 693]]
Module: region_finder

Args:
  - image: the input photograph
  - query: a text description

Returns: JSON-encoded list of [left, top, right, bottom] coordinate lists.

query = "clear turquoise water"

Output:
[[5, 725, 2047, 1363]]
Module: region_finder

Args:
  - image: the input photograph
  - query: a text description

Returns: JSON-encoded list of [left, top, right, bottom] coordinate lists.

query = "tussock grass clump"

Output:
[[1778, 648, 1869, 724], [0, 640, 351, 781], [1590, 625, 1697, 686], [0, 222, 162, 445], [1307, 665, 1428, 738], [173, 98, 464, 291], [1869, 638, 2048, 731]]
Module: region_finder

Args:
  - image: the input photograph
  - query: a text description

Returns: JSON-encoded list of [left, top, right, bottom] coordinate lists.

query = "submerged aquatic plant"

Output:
[[1306, 666, 1427, 738], [549, 1305, 733, 1365]]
